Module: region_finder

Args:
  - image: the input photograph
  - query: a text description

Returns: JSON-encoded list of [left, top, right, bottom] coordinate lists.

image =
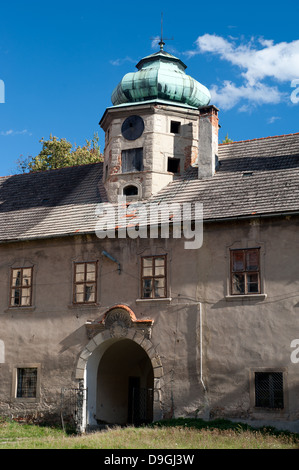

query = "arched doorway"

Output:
[[75, 305, 163, 431], [96, 338, 153, 426]]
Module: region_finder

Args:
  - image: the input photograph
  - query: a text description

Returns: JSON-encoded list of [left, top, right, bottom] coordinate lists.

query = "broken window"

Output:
[[167, 157, 180, 174], [123, 185, 138, 196], [122, 148, 143, 173], [170, 121, 181, 134], [16, 368, 37, 398], [10, 267, 33, 307], [255, 372, 284, 409], [74, 262, 97, 304], [141, 255, 167, 299], [230, 248, 260, 295]]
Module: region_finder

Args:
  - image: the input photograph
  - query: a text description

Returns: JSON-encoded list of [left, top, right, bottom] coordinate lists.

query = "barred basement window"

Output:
[[230, 248, 260, 295], [255, 372, 284, 409], [10, 267, 33, 307], [73, 262, 97, 304], [17, 368, 37, 398], [141, 255, 167, 299]]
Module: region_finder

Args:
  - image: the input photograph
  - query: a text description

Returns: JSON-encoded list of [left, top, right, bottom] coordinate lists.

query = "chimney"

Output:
[[198, 105, 219, 178]]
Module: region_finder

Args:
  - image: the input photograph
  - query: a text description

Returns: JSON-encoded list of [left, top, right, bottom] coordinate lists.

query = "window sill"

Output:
[[4, 306, 36, 313], [225, 294, 267, 301], [12, 397, 40, 403], [68, 303, 100, 309], [136, 298, 172, 304], [251, 407, 287, 417], [253, 407, 285, 412]]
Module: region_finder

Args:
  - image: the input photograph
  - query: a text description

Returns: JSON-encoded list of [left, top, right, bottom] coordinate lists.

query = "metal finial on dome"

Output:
[[159, 39, 165, 51], [111, 16, 211, 109], [158, 12, 172, 51], [159, 12, 165, 50]]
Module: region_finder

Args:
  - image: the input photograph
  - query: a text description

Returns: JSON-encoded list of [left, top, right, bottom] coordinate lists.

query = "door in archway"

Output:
[[96, 338, 154, 426]]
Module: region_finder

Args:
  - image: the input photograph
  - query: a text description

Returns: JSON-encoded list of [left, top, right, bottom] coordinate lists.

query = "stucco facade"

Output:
[[0, 214, 298, 431]]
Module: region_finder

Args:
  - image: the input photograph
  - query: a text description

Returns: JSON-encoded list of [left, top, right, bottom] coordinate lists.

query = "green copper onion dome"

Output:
[[111, 48, 211, 108]]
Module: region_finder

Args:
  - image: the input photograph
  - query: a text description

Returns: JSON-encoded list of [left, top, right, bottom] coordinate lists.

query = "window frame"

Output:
[[16, 367, 38, 399], [141, 255, 167, 299], [73, 261, 98, 305], [121, 147, 144, 173], [12, 363, 41, 402], [230, 248, 261, 295], [9, 267, 33, 307]]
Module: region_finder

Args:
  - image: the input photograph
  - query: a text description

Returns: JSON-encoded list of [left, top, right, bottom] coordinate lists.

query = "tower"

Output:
[[99, 45, 214, 203]]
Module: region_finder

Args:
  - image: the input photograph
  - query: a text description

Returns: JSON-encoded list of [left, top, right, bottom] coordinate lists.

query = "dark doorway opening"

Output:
[[96, 339, 154, 426], [128, 376, 153, 425]]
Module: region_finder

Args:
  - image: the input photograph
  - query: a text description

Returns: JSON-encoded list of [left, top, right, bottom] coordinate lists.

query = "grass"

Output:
[[0, 417, 298, 449]]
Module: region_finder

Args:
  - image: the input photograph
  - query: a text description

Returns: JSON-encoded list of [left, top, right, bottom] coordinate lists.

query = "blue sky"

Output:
[[0, 0, 298, 176]]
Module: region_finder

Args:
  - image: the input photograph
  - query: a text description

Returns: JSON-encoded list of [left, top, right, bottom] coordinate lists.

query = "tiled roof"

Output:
[[0, 163, 106, 242], [150, 133, 299, 220], [0, 132, 299, 242]]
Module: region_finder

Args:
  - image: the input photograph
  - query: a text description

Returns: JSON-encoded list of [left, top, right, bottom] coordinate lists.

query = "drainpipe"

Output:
[[199, 302, 207, 392], [198, 302, 210, 420]]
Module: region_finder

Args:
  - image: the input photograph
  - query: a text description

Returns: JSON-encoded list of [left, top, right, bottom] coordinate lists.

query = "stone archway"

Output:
[[75, 305, 163, 431]]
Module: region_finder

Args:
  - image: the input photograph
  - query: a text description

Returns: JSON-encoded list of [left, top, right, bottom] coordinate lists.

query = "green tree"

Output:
[[16, 133, 103, 172], [221, 133, 233, 143]]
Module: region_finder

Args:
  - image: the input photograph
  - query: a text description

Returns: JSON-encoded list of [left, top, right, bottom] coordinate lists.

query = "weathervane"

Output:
[[153, 12, 174, 51]]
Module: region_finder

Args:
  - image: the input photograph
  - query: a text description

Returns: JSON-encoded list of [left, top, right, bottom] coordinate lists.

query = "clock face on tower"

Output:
[[121, 115, 144, 140]]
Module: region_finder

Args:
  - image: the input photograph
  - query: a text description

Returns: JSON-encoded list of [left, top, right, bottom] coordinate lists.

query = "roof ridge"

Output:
[[219, 132, 299, 146], [0, 160, 103, 178]]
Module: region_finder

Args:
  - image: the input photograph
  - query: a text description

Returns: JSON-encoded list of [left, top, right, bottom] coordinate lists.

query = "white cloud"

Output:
[[151, 36, 160, 49], [210, 80, 284, 110], [109, 56, 136, 66], [190, 34, 299, 109], [196, 34, 234, 55], [195, 34, 299, 84], [267, 116, 281, 124], [0, 129, 32, 136]]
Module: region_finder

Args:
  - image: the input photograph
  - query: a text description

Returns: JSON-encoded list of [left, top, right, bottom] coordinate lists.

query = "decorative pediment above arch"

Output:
[[85, 304, 154, 340]]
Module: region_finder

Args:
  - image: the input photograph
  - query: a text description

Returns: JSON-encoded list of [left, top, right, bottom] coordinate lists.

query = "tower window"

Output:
[[123, 185, 138, 196], [170, 121, 181, 134], [167, 158, 180, 174], [122, 148, 143, 173]]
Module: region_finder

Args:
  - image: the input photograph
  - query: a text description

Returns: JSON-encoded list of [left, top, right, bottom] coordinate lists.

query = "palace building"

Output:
[[0, 43, 298, 432]]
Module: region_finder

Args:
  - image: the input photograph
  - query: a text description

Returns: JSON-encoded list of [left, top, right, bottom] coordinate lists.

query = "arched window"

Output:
[[123, 185, 138, 196]]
